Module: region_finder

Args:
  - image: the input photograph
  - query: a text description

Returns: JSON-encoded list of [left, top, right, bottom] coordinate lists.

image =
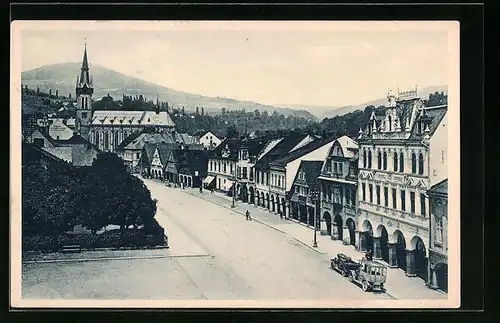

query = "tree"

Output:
[[201, 107, 204, 116], [196, 106, 199, 115], [226, 125, 239, 138]]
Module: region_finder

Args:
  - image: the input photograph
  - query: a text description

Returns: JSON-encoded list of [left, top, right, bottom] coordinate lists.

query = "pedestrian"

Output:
[[279, 210, 283, 219], [245, 210, 252, 221]]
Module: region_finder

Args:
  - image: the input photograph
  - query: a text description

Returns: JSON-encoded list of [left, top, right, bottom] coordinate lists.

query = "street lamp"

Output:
[[310, 183, 320, 248]]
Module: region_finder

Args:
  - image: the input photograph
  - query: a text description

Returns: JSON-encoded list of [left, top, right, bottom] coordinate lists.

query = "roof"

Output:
[[22, 142, 68, 166], [428, 178, 448, 196], [240, 135, 280, 157], [270, 135, 336, 167], [54, 134, 100, 152], [254, 132, 309, 170], [211, 138, 241, 160], [294, 160, 323, 187], [119, 132, 198, 151], [91, 110, 175, 127], [409, 105, 447, 139], [174, 149, 210, 177], [334, 135, 358, 158]]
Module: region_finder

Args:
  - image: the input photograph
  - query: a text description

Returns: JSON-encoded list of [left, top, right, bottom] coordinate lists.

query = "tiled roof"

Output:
[[409, 105, 447, 139], [120, 132, 198, 151], [175, 149, 211, 177], [211, 138, 241, 160], [428, 178, 448, 195], [270, 135, 336, 167], [91, 110, 175, 127], [295, 160, 324, 187], [240, 135, 280, 157], [335, 135, 358, 158], [254, 132, 308, 170]]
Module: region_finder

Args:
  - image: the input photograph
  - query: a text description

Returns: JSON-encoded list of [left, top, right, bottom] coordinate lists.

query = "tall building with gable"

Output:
[[356, 87, 448, 283]]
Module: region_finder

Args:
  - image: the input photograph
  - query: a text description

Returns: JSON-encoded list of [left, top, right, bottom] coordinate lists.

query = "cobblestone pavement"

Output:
[[183, 184, 447, 300], [23, 178, 395, 301]]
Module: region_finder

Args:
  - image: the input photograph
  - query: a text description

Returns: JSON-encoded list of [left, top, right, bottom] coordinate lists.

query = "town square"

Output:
[[12, 20, 459, 307]]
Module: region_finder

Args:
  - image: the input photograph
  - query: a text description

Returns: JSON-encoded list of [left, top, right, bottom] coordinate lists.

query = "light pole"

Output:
[[232, 162, 236, 208], [310, 184, 320, 248]]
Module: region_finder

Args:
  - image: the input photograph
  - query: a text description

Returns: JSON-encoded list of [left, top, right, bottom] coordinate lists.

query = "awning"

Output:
[[318, 176, 357, 185], [223, 179, 234, 191], [203, 175, 215, 185]]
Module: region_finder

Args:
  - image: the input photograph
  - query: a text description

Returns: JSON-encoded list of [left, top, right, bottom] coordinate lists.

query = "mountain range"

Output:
[[21, 62, 447, 120], [277, 84, 448, 120], [21, 63, 317, 120]]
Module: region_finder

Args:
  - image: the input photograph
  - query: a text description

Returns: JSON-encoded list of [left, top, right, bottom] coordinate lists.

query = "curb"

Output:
[[23, 253, 212, 265], [291, 237, 326, 255]]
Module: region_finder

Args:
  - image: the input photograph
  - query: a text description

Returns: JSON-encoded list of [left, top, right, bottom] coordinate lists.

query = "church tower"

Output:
[[75, 42, 93, 138]]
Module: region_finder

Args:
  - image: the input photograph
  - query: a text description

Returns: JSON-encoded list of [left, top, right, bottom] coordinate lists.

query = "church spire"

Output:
[[79, 41, 91, 85]]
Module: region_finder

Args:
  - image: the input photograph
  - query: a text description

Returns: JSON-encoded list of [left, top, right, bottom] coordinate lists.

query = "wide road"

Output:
[[22, 178, 393, 301]]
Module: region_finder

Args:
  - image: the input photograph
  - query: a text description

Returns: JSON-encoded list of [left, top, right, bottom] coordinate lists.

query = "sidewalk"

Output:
[[184, 187, 447, 300]]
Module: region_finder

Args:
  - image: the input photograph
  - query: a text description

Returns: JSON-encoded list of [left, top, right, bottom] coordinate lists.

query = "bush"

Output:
[[23, 234, 64, 252]]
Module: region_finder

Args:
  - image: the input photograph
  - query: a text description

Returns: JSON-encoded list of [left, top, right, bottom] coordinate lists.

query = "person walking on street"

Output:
[[245, 210, 252, 221]]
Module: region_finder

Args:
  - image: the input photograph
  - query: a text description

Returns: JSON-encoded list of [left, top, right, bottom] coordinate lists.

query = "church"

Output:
[[75, 44, 176, 153]]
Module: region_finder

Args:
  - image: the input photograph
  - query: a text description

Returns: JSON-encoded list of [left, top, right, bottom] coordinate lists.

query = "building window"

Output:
[[362, 183, 366, 201], [339, 162, 343, 174], [399, 152, 404, 172], [401, 190, 406, 211], [393, 152, 398, 171], [266, 173, 269, 185], [104, 131, 109, 150], [363, 150, 367, 168], [435, 217, 443, 243], [369, 184, 373, 203], [388, 115, 392, 131], [82, 112, 88, 119], [230, 163, 233, 174], [218, 162, 221, 172], [295, 186, 299, 193], [333, 163, 337, 174], [346, 188, 351, 205], [376, 185, 380, 205], [383, 151, 387, 170], [420, 193, 426, 216], [392, 188, 397, 209], [410, 191, 415, 213], [377, 151, 382, 169], [368, 150, 372, 169], [351, 188, 356, 205], [418, 153, 424, 175], [411, 152, 417, 173], [136, 152, 140, 159], [384, 187, 388, 207]]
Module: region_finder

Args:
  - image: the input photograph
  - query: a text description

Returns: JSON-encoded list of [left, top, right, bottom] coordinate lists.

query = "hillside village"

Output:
[[22, 43, 450, 298]]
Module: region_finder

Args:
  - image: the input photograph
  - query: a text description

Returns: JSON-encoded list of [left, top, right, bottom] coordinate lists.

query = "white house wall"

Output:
[[429, 113, 448, 187], [285, 140, 335, 192]]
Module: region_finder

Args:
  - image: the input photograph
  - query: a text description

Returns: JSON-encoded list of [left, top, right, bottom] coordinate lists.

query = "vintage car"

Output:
[[330, 253, 387, 292], [330, 253, 361, 277], [348, 258, 387, 292]]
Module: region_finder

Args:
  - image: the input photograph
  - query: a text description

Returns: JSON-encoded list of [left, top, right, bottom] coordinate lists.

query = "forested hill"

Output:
[[21, 62, 317, 120]]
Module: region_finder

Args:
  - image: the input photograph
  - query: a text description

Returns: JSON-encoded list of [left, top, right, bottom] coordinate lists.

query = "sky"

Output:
[[17, 21, 454, 108]]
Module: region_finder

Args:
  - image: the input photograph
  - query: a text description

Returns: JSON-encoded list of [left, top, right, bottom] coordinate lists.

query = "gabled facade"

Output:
[[427, 178, 448, 293], [206, 138, 239, 194], [318, 135, 359, 245], [288, 161, 323, 227], [199, 131, 223, 150], [267, 136, 336, 218], [356, 87, 448, 284]]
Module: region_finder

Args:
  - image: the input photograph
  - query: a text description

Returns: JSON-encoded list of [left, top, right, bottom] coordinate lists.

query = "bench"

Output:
[[61, 244, 82, 253]]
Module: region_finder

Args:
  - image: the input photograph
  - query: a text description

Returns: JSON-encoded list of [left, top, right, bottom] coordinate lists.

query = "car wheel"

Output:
[[362, 280, 369, 292], [348, 273, 354, 282]]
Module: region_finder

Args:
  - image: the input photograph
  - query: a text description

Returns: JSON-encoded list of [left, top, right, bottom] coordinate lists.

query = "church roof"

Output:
[[91, 110, 175, 127]]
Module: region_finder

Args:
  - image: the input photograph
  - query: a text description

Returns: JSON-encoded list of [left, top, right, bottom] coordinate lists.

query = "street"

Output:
[[23, 178, 402, 301]]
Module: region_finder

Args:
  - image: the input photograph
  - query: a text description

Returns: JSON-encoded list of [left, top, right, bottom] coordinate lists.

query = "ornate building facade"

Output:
[[318, 135, 359, 246], [356, 87, 448, 283]]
